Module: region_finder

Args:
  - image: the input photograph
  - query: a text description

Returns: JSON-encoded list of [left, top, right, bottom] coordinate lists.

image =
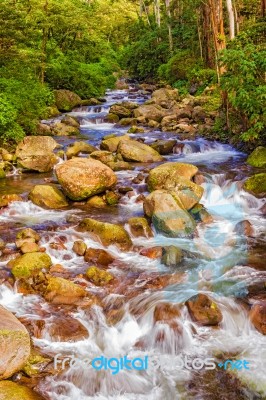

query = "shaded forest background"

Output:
[[0, 0, 265, 145]]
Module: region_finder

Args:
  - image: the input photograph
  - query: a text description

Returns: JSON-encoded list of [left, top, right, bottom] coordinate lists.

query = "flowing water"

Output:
[[0, 88, 265, 400]]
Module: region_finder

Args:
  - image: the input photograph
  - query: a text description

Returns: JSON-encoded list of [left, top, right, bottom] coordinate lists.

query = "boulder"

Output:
[[109, 104, 132, 119], [140, 247, 163, 259], [151, 88, 179, 108], [143, 190, 196, 237], [15, 136, 58, 172], [133, 104, 168, 122], [0, 305, 31, 379], [106, 161, 133, 171], [154, 303, 181, 323], [86, 266, 114, 286], [84, 248, 114, 266], [246, 146, 266, 168], [55, 158, 117, 201], [66, 141, 97, 158], [9, 252, 52, 279], [186, 293, 222, 326], [87, 195, 107, 208], [54, 89, 82, 112], [100, 135, 130, 152], [20, 242, 40, 254], [118, 140, 163, 163], [119, 118, 138, 126], [51, 121, 79, 136], [90, 150, 115, 164], [106, 113, 120, 123], [35, 122, 52, 136], [44, 276, 86, 305], [72, 240, 87, 256], [192, 106, 207, 122], [29, 185, 68, 209], [150, 140, 177, 155], [161, 246, 183, 266], [243, 173, 266, 196], [249, 304, 266, 335], [0, 381, 45, 400], [48, 316, 89, 342], [105, 191, 120, 205], [16, 228, 40, 243], [128, 217, 153, 238], [61, 115, 80, 128], [0, 194, 23, 207], [127, 126, 145, 133], [78, 218, 132, 251]]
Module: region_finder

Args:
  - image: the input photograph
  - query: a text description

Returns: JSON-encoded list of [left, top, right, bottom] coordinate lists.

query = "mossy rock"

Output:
[[54, 89, 82, 112], [0, 381, 45, 400], [29, 184, 69, 209], [0, 194, 23, 207], [66, 141, 97, 159], [118, 140, 163, 163], [87, 195, 107, 208], [243, 173, 266, 196], [246, 146, 266, 168], [22, 351, 51, 377], [44, 276, 86, 305], [100, 135, 131, 152], [86, 266, 114, 286], [78, 218, 133, 251], [0, 168, 6, 179], [128, 217, 153, 238], [9, 252, 52, 279], [90, 150, 115, 164]]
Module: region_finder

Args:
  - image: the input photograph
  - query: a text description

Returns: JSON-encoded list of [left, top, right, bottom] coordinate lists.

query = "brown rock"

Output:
[[72, 240, 87, 256], [186, 294, 222, 326], [250, 303, 266, 335], [128, 217, 153, 238], [84, 248, 114, 266], [48, 316, 89, 341], [20, 242, 40, 254], [44, 276, 87, 305], [140, 247, 163, 259], [0, 194, 23, 207]]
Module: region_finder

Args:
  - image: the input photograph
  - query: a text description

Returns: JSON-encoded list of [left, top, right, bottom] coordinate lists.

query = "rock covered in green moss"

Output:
[[54, 89, 82, 112], [29, 184, 68, 209], [100, 134, 131, 152], [86, 266, 114, 286], [66, 141, 97, 159], [44, 276, 86, 304], [9, 252, 52, 279], [246, 146, 266, 168], [0, 168, 6, 179], [55, 157, 117, 201], [78, 218, 133, 251], [0, 381, 45, 400], [243, 173, 266, 195], [0, 305, 31, 380], [147, 162, 198, 190], [0, 194, 23, 207], [128, 217, 153, 238]]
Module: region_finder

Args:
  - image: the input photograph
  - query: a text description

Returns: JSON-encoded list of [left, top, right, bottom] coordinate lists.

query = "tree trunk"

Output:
[[154, 0, 161, 27], [209, 0, 226, 81], [41, 0, 49, 84], [226, 0, 235, 39], [165, 0, 173, 51], [261, 0, 266, 17]]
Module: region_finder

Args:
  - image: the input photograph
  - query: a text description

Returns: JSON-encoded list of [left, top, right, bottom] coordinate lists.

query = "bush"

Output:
[[0, 94, 25, 143], [158, 50, 199, 84]]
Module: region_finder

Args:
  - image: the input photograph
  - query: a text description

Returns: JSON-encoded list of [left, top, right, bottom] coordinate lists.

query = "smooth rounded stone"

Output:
[[51, 121, 79, 136], [118, 140, 163, 163], [147, 162, 198, 189], [72, 240, 87, 256], [61, 115, 80, 128], [249, 303, 266, 335], [44, 276, 86, 305], [29, 184, 68, 209], [55, 158, 117, 201], [109, 104, 132, 119], [234, 220, 255, 237], [154, 303, 181, 322], [86, 266, 114, 286], [127, 126, 145, 133], [128, 217, 153, 238], [243, 173, 266, 196], [66, 141, 97, 158], [0, 381, 46, 400], [35, 122, 52, 136], [20, 242, 40, 254], [133, 104, 168, 122], [150, 139, 177, 155], [54, 89, 82, 112], [100, 134, 131, 152], [78, 218, 133, 251], [106, 113, 120, 123], [105, 191, 120, 205], [84, 248, 114, 266], [151, 88, 179, 107], [246, 146, 266, 168], [161, 246, 183, 266], [16, 228, 40, 243], [139, 246, 163, 259], [119, 118, 138, 126], [118, 186, 133, 194], [106, 161, 133, 171], [90, 150, 115, 164], [0, 194, 23, 207], [0, 305, 31, 379], [186, 293, 222, 326], [48, 316, 89, 341], [87, 195, 107, 208], [9, 252, 52, 279], [144, 190, 196, 237], [15, 136, 58, 172]]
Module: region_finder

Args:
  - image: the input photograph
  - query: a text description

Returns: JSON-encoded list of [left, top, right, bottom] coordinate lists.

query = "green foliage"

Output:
[[220, 42, 266, 141], [158, 50, 199, 83], [0, 94, 24, 143]]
